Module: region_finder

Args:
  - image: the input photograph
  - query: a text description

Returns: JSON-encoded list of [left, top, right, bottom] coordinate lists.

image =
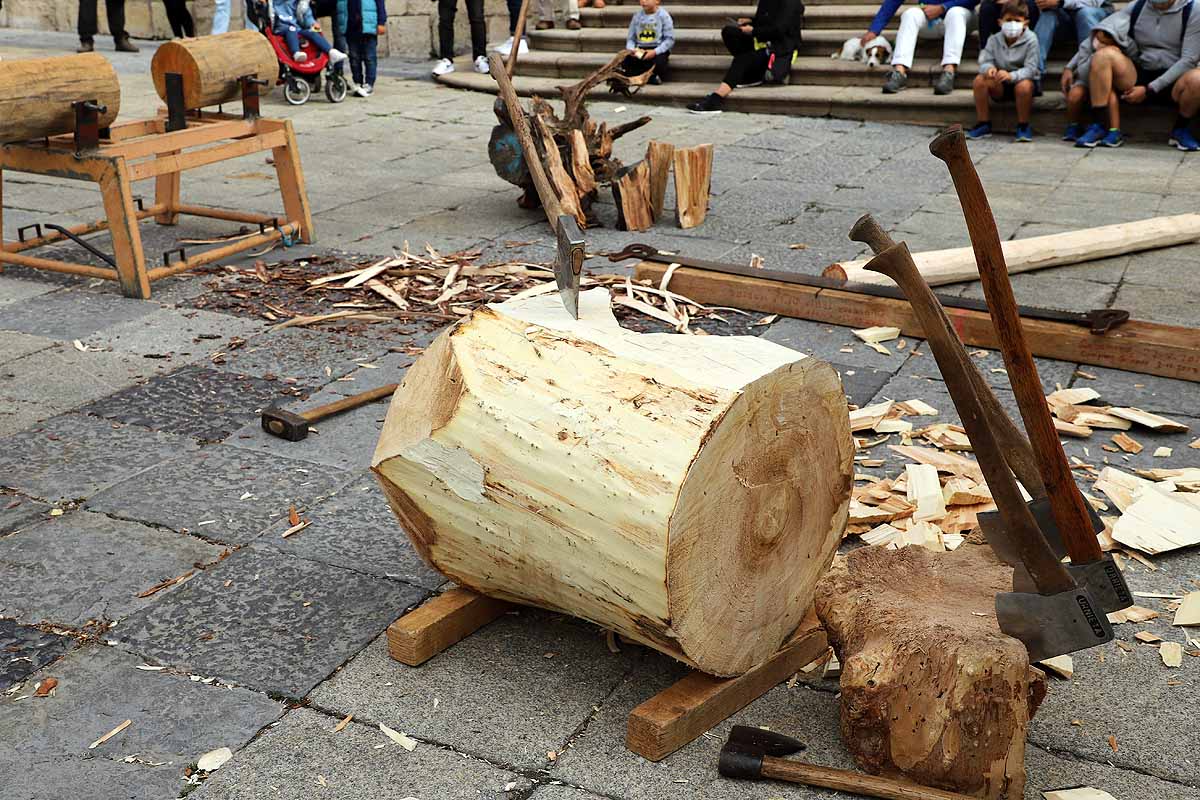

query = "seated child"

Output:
[[273, 0, 348, 65], [966, 0, 1041, 142], [1060, 16, 1138, 147], [621, 0, 675, 84]]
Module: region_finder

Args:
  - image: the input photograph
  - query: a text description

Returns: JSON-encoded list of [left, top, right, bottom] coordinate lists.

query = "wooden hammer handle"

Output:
[[300, 383, 398, 423], [929, 127, 1102, 565], [761, 756, 975, 800]]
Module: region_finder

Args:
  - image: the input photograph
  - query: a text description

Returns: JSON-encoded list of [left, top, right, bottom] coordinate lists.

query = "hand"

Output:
[[1035, 0, 1058, 9], [311, 21, 321, 31], [1122, 85, 1148, 104], [377, 24, 387, 35], [1061, 68, 1072, 93], [924, 4, 944, 21], [737, 17, 752, 24], [985, 66, 998, 79], [860, 29, 877, 44], [996, 69, 1011, 82], [740, 23, 754, 33]]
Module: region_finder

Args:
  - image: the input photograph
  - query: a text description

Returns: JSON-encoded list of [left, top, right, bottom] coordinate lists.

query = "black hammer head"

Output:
[[261, 407, 309, 441], [718, 726, 805, 780]]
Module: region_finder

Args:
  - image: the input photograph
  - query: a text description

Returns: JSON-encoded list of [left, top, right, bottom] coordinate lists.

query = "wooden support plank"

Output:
[[634, 261, 1200, 383], [672, 143, 713, 229], [0, 249, 118, 280], [386, 586, 512, 667], [269, 119, 315, 244], [102, 118, 257, 161], [98, 160, 151, 299], [626, 613, 827, 762], [3, 206, 164, 254], [154, 149, 182, 225], [644, 140, 674, 221], [127, 130, 287, 181]]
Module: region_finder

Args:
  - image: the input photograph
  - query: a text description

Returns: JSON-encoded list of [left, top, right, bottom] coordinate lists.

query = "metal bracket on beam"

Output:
[[72, 99, 105, 154], [240, 75, 269, 121], [165, 73, 188, 132]]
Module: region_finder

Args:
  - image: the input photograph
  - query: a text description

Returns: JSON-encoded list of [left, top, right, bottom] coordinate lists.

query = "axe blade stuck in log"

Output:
[[554, 214, 585, 318]]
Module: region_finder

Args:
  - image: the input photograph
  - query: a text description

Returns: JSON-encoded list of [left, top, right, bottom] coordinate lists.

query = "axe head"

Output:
[[554, 214, 585, 319], [261, 407, 309, 441], [995, 585, 1113, 663], [718, 726, 805, 780]]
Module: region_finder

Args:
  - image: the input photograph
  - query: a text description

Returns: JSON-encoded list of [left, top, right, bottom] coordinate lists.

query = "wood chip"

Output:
[[1112, 489, 1200, 555], [1173, 592, 1200, 627], [1106, 605, 1160, 624], [1107, 734, 1119, 753], [895, 399, 939, 416], [378, 723, 417, 751], [849, 401, 894, 433], [899, 520, 944, 552], [874, 419, 912, 434], [33, 677, 58, 697], [919, 423, 972, 450], [852, 326, 901, 344], [1134, 631, 1162, 643], [288, 505, 300, 527], [1111, 432, 1143, 454], [281, 520, 311, 539], [1039, 655, 1073, 679], [89, 719, 132, 749], [1043, 788, 1118, 800], [860, 523, 904, 546], [906, 464, 946, 522], [197, 747, 234, 772], [942, 477, 992, 506], [1153, 446, 1172, 458], [1054, 418, 1093, 438], [1160, 641, 1183, 667], [334, 714, 353, 733], [1057, 407, 1132, 430], [366, 279, 410, 309], [1108, 407, 1190, 433], [1046, 387, 1101, 408], [888, 444, 984, 483]]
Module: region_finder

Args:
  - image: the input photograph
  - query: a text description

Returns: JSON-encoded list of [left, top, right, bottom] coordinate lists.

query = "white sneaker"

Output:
[[328, 48, 349, 65], [432, 57, 455, 76], [474, 55, 490, 74], [353, 83, 370, 97], [516, 37, 529, 54], [362, 84, 374, 96], [293, 51, 308, 63], [496, 36, 514, 55]]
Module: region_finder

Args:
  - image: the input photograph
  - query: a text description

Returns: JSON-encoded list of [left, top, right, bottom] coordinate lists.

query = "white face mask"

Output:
[[1001, 20, 1025, 38]]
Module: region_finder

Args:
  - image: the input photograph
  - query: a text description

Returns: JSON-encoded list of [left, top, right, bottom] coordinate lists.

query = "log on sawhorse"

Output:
[[634, 261, 1200, 384], [386, 586, 829, 762], [0, 110, 313, 299]]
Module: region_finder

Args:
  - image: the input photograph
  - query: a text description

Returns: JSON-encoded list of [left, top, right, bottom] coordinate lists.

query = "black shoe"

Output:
[[77, 39, 95, 53], [648, 74, 662, 85], [933, 69, 956, 95], [882, 70, 907, 94], [115, 34, 140, 52], [687, 93, 723, 115]]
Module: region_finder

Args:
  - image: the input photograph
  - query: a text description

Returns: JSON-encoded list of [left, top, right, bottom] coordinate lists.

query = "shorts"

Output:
[[995, 78, 1042, 100], [1136, 66, 1177, 104]]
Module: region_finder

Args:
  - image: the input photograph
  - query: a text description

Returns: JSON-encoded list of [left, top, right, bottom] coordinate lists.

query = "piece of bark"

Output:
[[533, 115, 585, 227], [569, 129, 596, 198], [815, 544, 1044, 800], [673, 144, 714, 229], [373, 288, 853, 677], [644, 140, 675, 221], [613, 160, 654, 232]]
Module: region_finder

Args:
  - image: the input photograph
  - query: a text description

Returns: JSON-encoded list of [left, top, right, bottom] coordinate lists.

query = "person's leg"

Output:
[[890, 6, 925, 72], [1087, 48, 1135, 110], [212, 0, 230, 33], [363, 34, 378, 85], [653, 50, 669, 82], [977, 0, 1001, 43], [299, 28, 334, 54], [566, 0, 580, 20], [438, 0, 458, 58], [347, 33, 365, 84], [78, 0, 99, 43], [1034, 8, 1062, 68], [279, 24, 301, 55], [1066, 83, 1087, 122], [973, 74, 998, 121], [1171, 68, 1200, 147], [621, 53, 652, 75], [1073, 5, 1109, 47], [466, 0, 487, 58], [506, 0, 522, 32], [106, 0, 128, 40], [940, 6, 972, 71], [1107, 89, 1120, 130], [536, 0, 554, 27], [1014, 78, 1034, 123]]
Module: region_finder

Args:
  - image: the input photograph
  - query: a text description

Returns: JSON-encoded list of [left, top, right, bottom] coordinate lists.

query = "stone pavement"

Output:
[[1, 29, 1198, 800]]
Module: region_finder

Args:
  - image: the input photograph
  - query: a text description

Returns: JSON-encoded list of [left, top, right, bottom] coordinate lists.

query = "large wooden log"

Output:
[[373, 288, 854, 677], [0, 54, 120, 143], [151, 31, 277, 110], [815, 544, 1047, 800], [825, 214, 1200, 287]]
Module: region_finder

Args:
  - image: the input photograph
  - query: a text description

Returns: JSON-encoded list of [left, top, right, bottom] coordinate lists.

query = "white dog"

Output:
[[832, 35, 893, 68]]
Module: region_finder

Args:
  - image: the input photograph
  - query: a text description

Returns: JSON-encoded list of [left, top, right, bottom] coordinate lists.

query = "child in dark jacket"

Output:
[[336, 0, 387, 95], [967, 0, 1041, 141]]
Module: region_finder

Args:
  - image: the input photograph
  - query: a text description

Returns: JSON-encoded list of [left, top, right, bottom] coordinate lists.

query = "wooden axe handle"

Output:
[[929, 127, 1102, 564], [300, 383, 398, 423], [760, 756, 975, 800]]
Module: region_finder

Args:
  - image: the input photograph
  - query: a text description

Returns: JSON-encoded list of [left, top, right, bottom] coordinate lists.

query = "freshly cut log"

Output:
[[0, 54, 120, 143], [645, 140, 675, 221], [825, 214, 1200, 287], [151, 31, 277, 110], [613, 161, 654, 232], [673, 144, 714, 229], [373, 288, 854, 676], [815, 544, 1045, 800]]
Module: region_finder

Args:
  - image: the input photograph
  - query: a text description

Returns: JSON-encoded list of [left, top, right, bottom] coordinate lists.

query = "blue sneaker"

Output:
[[966, 121, 992, 139], [1169, 127, 1200, 151], [1015, 123, 1033, 142], [1101, 128, 1124, 148], [1062, 123, 1083, 142], [1074, 123, 1107, 148]]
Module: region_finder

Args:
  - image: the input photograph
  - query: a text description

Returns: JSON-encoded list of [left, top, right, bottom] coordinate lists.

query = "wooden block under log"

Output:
[[386, 586, 512, 666], [151, 31, 277, 110], [626, 613, 828, 762], [644, 140, 675, 221], [673, 143, 713, 229], [0, 54, 120, 143], [613, 161, 654, 232]]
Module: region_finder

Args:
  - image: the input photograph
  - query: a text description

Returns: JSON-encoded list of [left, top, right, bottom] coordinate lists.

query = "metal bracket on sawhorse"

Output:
[[164, 73, 188, 132], [240, 75, 270, 121], [72, 99, 107, 154]]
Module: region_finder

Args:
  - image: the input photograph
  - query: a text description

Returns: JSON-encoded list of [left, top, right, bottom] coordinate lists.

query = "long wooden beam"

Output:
[[634, 261, 1200, 383]]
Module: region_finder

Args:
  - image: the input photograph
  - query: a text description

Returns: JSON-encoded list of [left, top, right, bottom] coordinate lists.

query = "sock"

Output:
[[1174, 114, 1193, 132], [1090, 105, 1109, 129]]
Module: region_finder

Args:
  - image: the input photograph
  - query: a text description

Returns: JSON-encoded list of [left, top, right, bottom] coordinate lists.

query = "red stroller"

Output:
[[247, 0, 348, 105]]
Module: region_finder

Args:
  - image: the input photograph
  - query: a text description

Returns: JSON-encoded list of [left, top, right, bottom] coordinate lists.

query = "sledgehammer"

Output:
[[718, 726, 974, 800], [261, 383, 398, 441]]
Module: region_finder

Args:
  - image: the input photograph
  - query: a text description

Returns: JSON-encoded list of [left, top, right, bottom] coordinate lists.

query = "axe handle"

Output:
[[300, 383, 398, 423], [929, 128, 1102, 565], [760, 756, 975, 800]]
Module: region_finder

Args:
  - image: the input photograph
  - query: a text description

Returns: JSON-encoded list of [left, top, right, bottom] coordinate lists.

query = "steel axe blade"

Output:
[[554, 214, 585, 319]]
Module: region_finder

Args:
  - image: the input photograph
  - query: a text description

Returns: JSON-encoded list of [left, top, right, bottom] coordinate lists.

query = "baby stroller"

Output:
[[247, 0, 348, 105]]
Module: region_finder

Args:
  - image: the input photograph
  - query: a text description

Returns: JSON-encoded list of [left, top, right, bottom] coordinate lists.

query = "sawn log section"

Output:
[[634, 262, 1200, 383]]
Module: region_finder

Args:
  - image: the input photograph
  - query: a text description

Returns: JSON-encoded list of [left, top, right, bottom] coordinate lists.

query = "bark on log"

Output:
[[814, 544, 1047, 800], [569, 129, 597, 198], [645, 140, 675, 221], [825, 214, 1200, 287], [151, 31, 277, 110], [0, 54, 120, 143], [533, 115, 585, 226], [613, 160, 654, 232], [673, 144, 714, 229], [373, 288, 854, 677]]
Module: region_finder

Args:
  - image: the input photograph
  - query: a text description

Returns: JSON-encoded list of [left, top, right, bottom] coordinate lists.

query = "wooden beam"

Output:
[[626, 613, 828, 762], [386, 586, 512, 667], [635, 261, 1200, 383]]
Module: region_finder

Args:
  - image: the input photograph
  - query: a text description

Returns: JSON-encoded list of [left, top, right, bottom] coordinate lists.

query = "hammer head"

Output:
[[718, 726, 805, 780], [995, 585, 1113, 663], [261, 407, 309, 441]]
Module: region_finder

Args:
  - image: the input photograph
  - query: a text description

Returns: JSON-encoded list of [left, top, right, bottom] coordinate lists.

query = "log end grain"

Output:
[[151, 31, 277, 109]]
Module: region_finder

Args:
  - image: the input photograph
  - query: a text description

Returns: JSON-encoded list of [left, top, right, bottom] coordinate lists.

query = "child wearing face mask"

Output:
[[1060, 16, 1138, 144], [967, 0, 1042, 141]]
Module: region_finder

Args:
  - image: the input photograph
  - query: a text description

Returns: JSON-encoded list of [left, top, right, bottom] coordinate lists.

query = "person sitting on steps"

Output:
[[966, 0, 1042, 141], [1067, 0, 1200, 150], [1060, 17, 1136, 144], [620, 0, 676, 85], [536, 0, 583, 30], [1032, 0, 1113, 71], [869, 0, 980, 95], [686, 0, 805, 114]]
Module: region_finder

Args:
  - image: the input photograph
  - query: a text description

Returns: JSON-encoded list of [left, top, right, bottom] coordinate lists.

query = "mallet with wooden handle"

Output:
[[929, 126, 1132, 614], [261, 383, 398, 441]]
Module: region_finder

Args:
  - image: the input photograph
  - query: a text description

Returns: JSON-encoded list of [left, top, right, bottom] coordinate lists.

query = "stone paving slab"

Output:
[[0, 510, 224, 627], [114, 544, 427, 698], [80, 365, 316, 443], [264, 472, 442, 590], [0, 276, 62, 308], [82, 307, 266, 366], [323, 350, 415, 397], [957, 273, 1118, 315], [0, 399, 50, 438], [0, 288, 159, 341], [898, 345, 1079, 396], [0, 644, 283, 791], [210, 327, 388, 387], [0, 619, 74, 692], [193, 707, 529, 800], [1064, 366, 1200, 417], [0, 331, 56, 364], [0, 492, 51, 536], [310, 609, 638, 771], [87, 444, 349, 545], [3, 754, 187, 800], [0, 414, 198, 502], [1113, 282, 1200, 328], [0, 342, 168, 416]]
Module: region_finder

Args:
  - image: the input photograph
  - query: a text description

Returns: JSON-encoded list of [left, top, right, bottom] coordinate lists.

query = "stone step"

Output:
[[438, 68, 1174, 136], [579, 4, 888, 29]]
